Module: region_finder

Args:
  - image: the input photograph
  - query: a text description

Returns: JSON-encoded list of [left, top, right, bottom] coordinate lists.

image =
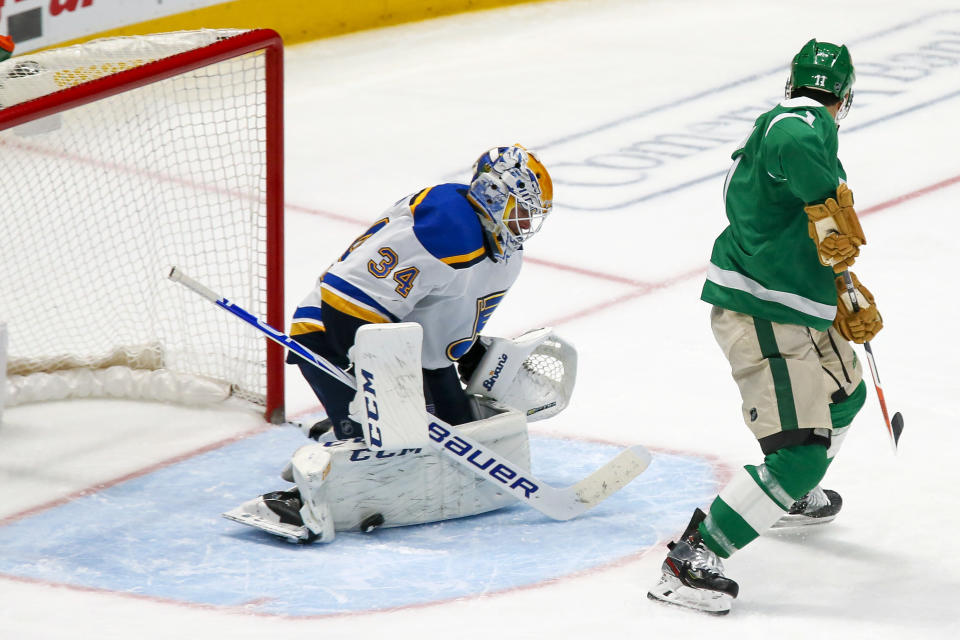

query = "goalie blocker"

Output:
[[224, 324, 577, 543]]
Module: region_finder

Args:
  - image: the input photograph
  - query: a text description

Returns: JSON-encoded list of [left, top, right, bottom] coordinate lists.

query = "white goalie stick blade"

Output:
[[537, 444, 651, 520], [647, 574, 732, 615], [169, 268, 653, 521], [222, 497, 309, 543], [565, 445, 652, 509], [427, 418, 652, 521]]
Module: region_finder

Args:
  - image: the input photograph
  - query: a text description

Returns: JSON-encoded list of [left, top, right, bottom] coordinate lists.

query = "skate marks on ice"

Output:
[[0, 425, 720, 617]]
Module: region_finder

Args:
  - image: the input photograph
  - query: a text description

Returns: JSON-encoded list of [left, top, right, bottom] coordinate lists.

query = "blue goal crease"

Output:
[[0, 428, 718, 617]]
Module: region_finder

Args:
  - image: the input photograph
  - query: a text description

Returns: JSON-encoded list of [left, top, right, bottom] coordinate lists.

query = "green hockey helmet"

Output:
[[785, 38, 855, 119]]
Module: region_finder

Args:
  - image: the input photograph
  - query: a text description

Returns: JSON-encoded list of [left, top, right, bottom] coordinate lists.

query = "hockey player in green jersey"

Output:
[[648, 39, 884, 614]]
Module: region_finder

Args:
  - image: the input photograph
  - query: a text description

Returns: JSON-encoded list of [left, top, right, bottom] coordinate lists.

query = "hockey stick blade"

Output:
[[891, 411, 904, 447], [168, 267, 652, 520], [564, 445, 652, 517], [862, 341, 903, 453], [428, 417, 651, 520]]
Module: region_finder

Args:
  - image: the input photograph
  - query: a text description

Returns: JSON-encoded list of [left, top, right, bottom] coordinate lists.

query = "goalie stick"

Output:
[[168, 266, 652, 521], [841, 270, 904, 452]]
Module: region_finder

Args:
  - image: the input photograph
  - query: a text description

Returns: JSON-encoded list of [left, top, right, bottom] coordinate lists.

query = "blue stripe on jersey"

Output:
[[293, 306, 323, 322], [409, 183, 488, 267], [321, 272, 400, 322]]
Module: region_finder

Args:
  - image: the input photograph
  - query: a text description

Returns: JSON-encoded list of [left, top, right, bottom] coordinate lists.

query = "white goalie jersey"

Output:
[[293, 183, 522, 370]]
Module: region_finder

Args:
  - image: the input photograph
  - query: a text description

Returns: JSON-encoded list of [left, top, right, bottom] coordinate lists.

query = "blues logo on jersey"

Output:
[[446, 290, 507, 360]]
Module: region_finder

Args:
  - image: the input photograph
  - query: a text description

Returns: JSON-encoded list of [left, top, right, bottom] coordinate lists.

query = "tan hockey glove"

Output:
[[833, 272, 883, 343], [804, 184, 866, 273]]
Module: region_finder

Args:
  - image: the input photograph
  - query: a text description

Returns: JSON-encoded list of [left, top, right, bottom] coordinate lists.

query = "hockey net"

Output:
[[0, 29, 285, 422]]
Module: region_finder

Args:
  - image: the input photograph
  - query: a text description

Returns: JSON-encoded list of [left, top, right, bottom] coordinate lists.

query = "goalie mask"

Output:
[[785, 38, 856, 120], [467, 145, 553, 262]]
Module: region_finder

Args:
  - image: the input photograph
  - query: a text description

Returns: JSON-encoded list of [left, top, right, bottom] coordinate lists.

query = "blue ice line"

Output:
[[557, 88, 960, 212], [443, 10, 959, 185], [842, 88, 960, 134], [535, 10, 959, 151]]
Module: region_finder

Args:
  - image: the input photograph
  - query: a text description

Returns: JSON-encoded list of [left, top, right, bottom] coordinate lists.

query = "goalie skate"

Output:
[[222, 489, 312, 543], [771, 486, 842, 529]]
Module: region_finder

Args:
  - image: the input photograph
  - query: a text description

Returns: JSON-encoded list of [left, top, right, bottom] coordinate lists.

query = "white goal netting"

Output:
[[0, 29, 283, 416]]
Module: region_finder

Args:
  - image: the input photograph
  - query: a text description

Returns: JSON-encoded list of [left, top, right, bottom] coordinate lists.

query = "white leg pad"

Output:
[[288, 447, 337, 542], [349, 323, 431, 450], [294, 403, 530, 535]]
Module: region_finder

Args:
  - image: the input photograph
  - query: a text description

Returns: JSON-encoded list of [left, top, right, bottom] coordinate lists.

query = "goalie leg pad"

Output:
[[349, 322, 431, 450], [288, 447, 337, 542], [301, 404, 530, 534], [224, 404, 530, 543]]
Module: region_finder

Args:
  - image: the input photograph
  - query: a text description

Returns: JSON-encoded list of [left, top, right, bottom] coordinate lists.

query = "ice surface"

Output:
[[2, 1, 959, 637]]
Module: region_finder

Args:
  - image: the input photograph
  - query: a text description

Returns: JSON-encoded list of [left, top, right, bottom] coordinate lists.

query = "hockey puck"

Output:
[[308, 419, 332, 441], [360, 513, 384, 533]]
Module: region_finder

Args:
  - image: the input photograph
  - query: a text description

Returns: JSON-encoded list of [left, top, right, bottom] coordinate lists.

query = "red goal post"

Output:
[[0, 29, 285, 422]]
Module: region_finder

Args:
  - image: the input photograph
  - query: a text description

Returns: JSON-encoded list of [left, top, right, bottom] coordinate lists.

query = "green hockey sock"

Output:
[[699, 444, 829, 558]]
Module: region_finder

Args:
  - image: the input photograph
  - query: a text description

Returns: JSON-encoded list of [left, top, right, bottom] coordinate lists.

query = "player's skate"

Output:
[[222, 487, 314, 543], [772, 485, 842, 529], [647, 508, 739, 615]]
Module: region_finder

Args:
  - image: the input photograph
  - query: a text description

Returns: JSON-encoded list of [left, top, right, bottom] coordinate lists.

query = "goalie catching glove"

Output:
[[804, 183, 866, 272], [834, 272, 883, 343], [459, 328, 577, 422]]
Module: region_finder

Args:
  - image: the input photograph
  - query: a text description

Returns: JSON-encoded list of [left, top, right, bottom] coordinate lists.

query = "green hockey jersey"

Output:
[[701, 97, 846, 330]]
